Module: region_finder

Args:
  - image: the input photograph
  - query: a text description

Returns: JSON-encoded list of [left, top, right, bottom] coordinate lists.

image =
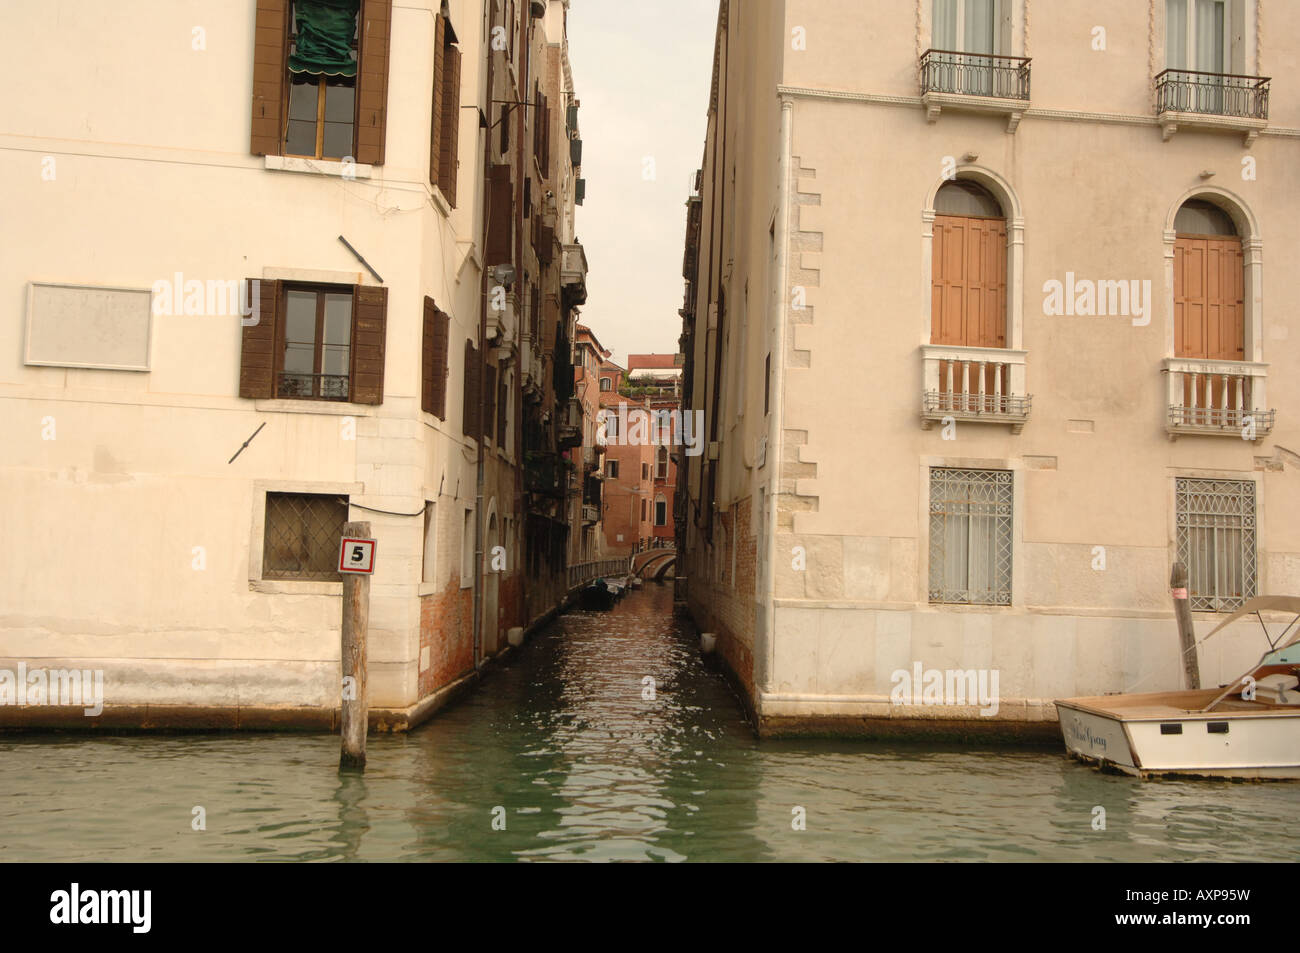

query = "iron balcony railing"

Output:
[[1155, 69, 1270, 120], [920, 49, 1031, 101], [277, 372, 349, 400]]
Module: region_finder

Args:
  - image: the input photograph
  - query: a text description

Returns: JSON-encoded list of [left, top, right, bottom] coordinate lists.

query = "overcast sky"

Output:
[[565, 0, 719, 366]]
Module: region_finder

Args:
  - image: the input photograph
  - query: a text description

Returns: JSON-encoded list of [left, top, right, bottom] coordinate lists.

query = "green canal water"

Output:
[[2, 584, 1295, 862]]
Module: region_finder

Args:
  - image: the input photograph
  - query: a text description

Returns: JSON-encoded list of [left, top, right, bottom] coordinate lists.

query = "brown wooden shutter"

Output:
[[497, 369, 508, 445], [931, 214, 1006, 348], [441, 44, 462, 206], [429, 15, 446, 189], [250, 1, 289, 157], [421, 297, 437, 414], [1175, 236, 1244, 360], [463, 340, 480, 438], [422, 298, 450, 419], [483, 364, 498, 443], [356, 0, 392, 165], [486, 164, 514, 265], [239, 279, 280, 398], [349, 286, 387, 404]]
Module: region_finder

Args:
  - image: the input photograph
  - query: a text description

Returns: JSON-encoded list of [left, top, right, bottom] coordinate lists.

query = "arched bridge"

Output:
[[631, 545, 677, 580]]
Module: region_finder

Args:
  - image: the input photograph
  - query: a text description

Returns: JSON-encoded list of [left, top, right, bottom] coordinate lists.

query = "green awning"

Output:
[[288, 0, 360, 78]]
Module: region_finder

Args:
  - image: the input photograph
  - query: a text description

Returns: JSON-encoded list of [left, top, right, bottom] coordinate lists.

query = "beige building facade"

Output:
[[1, 0, 588, 728], [679, 0, 1300, 736]]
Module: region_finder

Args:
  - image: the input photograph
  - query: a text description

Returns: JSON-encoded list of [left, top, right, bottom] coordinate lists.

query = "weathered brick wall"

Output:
[[418, 579, 474, 698]]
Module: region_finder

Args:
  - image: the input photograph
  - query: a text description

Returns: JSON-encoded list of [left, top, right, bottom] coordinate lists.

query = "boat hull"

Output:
[[1057, 698, 1300, 780]]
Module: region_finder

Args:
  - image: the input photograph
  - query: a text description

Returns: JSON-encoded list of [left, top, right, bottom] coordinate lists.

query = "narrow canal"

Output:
[[2, 584, 1295, 862]]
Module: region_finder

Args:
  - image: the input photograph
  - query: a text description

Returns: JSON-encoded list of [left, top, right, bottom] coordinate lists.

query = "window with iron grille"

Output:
[[928, 468, 1012, 605], [263, 492, 349, 580], [1176, 478, 1256, 612]]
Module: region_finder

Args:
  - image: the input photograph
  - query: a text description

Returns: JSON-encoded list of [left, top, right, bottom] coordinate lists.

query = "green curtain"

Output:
[[288, 0, 360, 77]]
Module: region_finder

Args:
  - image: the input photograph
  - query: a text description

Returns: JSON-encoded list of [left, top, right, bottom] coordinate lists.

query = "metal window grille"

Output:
[[1176, 478, 1256, 612], [929, 468, 1012, 605], [263, 492, 349, 580]]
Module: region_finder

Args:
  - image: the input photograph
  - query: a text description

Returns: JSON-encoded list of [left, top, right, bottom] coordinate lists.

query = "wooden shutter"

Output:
[[463, 340, 480, 438], [250, 1, 289, 157], [497, 369, 508, 444], [1175, 236, 1244, 360], [422, 297, 450, 419], [356, 0, 392, 166], [430, 15, 446, 189], [441, 45, 462, 206], [349, 286, 388, 405], [931, 214, 1006, 348], [486, 164, 514, 265], [483, 364, 498, 443], [239, 279, 280, 398]]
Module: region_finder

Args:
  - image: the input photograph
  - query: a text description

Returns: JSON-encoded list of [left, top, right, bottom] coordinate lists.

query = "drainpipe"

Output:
[[760, 96, 794, 698], [473, 5, 498, 670]]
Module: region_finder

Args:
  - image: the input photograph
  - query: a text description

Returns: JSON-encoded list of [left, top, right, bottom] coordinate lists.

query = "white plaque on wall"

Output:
[[25, 282, 153, 371]]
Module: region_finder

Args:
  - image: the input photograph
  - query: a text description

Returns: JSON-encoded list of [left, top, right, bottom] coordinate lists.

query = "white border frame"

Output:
[[25, 281, 153, 371]]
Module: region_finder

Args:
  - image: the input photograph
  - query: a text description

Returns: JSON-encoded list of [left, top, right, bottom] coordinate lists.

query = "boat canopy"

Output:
[[1195, 595, 1300, 652]]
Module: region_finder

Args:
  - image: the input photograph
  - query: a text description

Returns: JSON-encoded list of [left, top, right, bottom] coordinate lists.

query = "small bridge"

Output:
[[631, 545, 677, 581]]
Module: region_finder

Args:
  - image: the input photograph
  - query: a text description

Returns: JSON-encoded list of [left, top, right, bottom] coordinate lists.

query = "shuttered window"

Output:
[[238, 281, 385, 404], [486, 164, 514, 265], [249, 0, 390, 164], [1174, 236, 1244, 360], [482, 364, 498, 444], [931, 213, 1006, 348], [497, 369, 509, 450], [421, 297, 451, 420], [463, 339, 481, 439], [430, 13, 462, 206]]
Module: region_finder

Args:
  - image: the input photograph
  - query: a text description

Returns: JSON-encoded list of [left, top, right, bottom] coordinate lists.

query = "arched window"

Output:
[[656, 447, 669, 480], [599, 377, 612, 391], [931, 180, 1006, 350], [1173, 199, 1243, 362]]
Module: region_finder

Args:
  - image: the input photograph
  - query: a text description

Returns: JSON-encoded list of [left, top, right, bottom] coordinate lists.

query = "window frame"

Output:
[[1175, 477, 1257, 612], [276, 282, 355, 401], [1166, 0, 1231, 73], [260, 490, 350, 582], [282, 2, 361, 160], [927, 467, 1014, 606]]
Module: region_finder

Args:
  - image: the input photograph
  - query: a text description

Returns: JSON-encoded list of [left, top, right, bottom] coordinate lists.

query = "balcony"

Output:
[[1155, 69, 1270, 145], [561, 243, 588, 306], [919, 49, 1031, 132], [920, 345, 1030, 433], [582, 504, 600, 525], [1164, 358, 1274, 440], [486, 289, 517, 345]]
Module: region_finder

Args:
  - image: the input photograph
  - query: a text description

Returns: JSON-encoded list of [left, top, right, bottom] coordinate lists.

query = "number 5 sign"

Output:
[[338, 537, 377, 574]]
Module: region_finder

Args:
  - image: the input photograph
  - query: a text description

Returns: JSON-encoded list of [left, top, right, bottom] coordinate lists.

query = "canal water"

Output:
[[2, 584, 1295, 862]]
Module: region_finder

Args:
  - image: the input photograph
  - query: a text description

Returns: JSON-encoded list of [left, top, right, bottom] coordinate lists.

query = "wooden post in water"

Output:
[[340, 520, 371, 772], [1170, 561, 1200, 690]]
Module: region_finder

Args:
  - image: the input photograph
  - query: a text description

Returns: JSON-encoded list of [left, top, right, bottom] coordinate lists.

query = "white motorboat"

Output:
[[1056, 595, 1300, 780]]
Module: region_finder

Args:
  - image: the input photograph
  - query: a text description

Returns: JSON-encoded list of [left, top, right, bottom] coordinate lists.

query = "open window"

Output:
[[250, 0, 392, 165]]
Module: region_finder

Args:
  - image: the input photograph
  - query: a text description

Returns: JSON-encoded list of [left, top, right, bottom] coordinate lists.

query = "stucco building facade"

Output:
[[1, 0, 588, 728], [678, 0, 1300, 736]]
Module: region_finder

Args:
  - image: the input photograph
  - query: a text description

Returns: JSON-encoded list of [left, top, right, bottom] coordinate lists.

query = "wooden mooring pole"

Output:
[[1170, 561, 1201, 690], [340, 520, 371, 772]]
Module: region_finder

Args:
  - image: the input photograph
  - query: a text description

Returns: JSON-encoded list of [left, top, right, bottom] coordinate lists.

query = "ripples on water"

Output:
[[1, 584, 1296, 862]]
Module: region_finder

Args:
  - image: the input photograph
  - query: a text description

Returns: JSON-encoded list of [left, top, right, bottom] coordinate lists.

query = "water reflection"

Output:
[[0, 584, 1296, 862]]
